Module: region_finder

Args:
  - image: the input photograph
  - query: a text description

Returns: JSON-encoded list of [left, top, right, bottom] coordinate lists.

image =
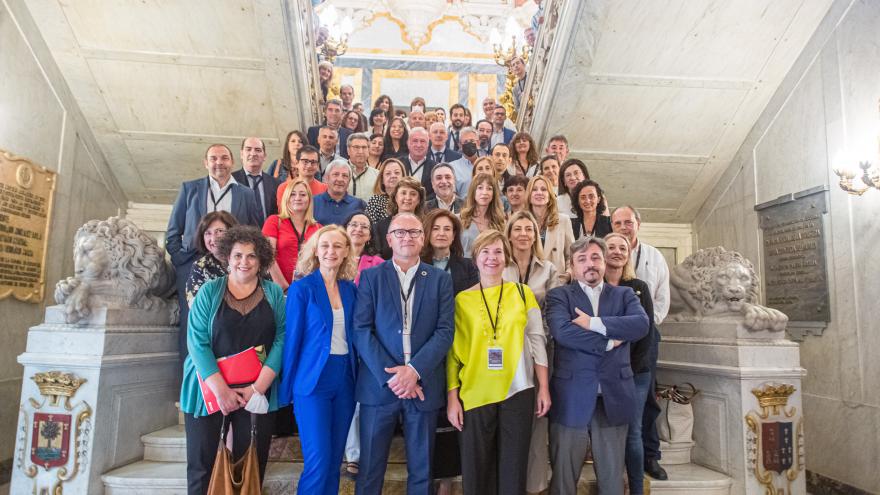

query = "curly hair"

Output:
[[570, 179, 607, 219], [680, 247, 759, 311], [295, 225, 358, 281], [215, 225, 274, 277]]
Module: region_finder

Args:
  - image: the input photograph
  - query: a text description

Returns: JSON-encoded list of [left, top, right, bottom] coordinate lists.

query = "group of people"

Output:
[[166, 92, 671, 495]]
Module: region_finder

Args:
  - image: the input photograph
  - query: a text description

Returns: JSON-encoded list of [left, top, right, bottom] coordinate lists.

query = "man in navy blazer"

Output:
[[231, 137, 279, 224], [545, 236, 649, 495], [307, 99, 351, 159], [165, 144, 262, 360], [353, 212, 455, 495], [428, 122, 462, 165]]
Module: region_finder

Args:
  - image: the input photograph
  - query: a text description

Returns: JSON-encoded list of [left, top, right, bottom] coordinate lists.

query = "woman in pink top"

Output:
[[344, 212, 383, 285]]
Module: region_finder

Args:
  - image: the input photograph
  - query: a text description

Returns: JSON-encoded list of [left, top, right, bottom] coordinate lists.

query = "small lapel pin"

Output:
[[421, 271, 427, 276]]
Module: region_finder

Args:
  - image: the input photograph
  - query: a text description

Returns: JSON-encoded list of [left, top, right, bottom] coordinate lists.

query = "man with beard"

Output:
[[475, 119, 493, 157], [447, 127, 481, 198], [611, 205, 670, 481], [546, 236, 649, 495], [313, 159, 366, 226], [446, 103, 467, 152], [232, 137, 279, 223]]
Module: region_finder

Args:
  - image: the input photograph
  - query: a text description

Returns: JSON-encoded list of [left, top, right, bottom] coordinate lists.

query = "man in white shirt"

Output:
[[346, 133, 378, 202], [611, 205, 670, 481]]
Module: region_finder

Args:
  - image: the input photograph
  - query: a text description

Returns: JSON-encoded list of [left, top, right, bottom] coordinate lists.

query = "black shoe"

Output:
[[644, 459, 668, 480]]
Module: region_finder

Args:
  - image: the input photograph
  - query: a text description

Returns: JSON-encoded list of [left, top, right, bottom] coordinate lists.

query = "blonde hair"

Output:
[[374, 158, 406, 195], [604, 232, 637, 281], [460, 173, 506, 231], [526, 175, 560, 229], [471, 229, 512, 267], [295, 225, 358, 280], [505, 210, 546, 261], [279, 179, 318, 229], [471, 156, 495, 177]]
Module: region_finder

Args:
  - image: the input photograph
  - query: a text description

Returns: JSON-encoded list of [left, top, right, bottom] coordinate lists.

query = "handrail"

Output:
[[282, 0, 324, 128]]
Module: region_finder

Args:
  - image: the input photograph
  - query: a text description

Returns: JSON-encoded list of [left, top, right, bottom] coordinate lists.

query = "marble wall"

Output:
[[693, 0, 880, 491], [0, 0, 126, 473]]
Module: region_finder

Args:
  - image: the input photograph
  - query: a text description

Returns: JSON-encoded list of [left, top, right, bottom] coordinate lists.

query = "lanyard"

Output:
[[288, 219, 307, 247], [400, 274, 417, 328], [411, 160, 425, 179], [207, 178, 232, 212], [635, 244, 642, 271], [352, 168, 368, 196], [479, 281, 504, 341]]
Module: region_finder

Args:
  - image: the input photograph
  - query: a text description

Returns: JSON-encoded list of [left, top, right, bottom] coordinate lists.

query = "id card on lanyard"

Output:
[[480, 281, 504, 371]]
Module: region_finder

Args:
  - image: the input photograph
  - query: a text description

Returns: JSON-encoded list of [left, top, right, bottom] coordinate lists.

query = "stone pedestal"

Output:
[[657, 320, 807, 495], [12, 305, 179, 495]]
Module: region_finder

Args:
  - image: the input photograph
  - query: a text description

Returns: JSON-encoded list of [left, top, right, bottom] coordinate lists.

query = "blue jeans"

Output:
[[625, 371, 652, 494]]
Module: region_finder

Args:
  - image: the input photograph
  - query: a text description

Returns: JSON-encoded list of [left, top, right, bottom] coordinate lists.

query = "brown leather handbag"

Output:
[[207, 415, 261, 495]]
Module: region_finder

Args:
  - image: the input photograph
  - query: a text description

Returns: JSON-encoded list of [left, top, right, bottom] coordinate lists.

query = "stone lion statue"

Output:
[[54, 217, 177, 324], [668, 247, 787, 332]]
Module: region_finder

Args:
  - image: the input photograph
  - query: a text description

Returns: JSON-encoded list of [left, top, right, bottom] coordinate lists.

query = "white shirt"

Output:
[[577, 280, 615, 352], [633, 242, 670, 325], [207, 176, 238, 214], [409, 155, 429, 179], [557, 193, 574, 218], [330, 307, 348, 355], [392, 260, 421, 376], [448, 156, 475, 198]]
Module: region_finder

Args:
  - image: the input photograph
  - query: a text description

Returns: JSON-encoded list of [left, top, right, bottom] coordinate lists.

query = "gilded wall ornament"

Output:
[[745, 382, 805, 495]]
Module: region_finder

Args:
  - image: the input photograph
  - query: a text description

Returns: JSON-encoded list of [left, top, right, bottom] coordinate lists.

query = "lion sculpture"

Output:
[[668, 247, 787, 332], [54, 216, 177, 324]]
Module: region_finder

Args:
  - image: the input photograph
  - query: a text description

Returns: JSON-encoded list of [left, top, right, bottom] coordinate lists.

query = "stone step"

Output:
[[659, 439, 695, 465], [102, 460, 730, 495], [141, 426, 408, 464]]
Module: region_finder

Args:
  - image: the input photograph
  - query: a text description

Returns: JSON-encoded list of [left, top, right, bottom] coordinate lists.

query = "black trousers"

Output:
[[459, 388, 535, 495], [184, 410, 274, 495], [643, 331, 662, 461]]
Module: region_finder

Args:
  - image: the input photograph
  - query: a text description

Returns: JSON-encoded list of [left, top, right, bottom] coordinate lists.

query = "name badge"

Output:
[[487, 347, 503, 370]]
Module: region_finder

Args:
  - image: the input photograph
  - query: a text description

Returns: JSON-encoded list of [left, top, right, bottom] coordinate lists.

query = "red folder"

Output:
[[198, 346, 264, 414]]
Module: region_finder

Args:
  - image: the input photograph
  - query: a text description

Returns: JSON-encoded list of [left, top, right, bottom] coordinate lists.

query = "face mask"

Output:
[[462, 142, 478, 157]]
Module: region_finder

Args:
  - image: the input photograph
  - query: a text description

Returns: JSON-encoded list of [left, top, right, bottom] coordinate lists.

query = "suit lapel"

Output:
[[231, 184, 244, 219], [569, 281, 594, 316], [308, 271, 333, 332], [196, 179, 208, 218], [411, 263, 428, 328], [383, 263, 403, 327], [597, 284, 613, 317]]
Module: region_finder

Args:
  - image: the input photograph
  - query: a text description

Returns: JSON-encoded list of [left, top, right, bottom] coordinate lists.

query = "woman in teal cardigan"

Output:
[[179, 226, 285, 495]]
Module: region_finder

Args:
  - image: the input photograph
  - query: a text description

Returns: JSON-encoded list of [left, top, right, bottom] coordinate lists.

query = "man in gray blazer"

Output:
[[165, 143, 261, 359]]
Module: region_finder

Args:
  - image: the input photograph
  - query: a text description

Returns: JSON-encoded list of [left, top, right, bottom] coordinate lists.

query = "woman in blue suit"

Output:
[[279, 225, 359, 495]]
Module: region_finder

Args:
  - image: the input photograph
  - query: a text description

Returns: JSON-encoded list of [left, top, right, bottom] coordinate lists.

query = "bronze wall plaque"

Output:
[[0, 149, 57, 302], [755, 186, 830, 339]]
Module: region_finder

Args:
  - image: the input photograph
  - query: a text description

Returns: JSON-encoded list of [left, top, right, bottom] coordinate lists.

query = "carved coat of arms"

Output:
[[745, 383, 804, 495], [17, 371, 92, 494]]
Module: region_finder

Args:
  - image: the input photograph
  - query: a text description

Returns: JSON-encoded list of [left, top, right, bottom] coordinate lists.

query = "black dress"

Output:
[[571, 214, 613, 239]]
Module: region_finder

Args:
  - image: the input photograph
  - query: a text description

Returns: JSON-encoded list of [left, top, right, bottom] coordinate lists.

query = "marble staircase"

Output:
[[102, 417, 732, 494]]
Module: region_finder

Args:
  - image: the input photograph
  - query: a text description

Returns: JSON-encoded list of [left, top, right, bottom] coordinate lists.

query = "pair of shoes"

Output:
[[644, 459, 668, 480], [342, 461, 359, 479]]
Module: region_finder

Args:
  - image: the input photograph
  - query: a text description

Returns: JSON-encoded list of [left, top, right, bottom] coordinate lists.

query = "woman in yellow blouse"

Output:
[[447, 229, 550, 495]]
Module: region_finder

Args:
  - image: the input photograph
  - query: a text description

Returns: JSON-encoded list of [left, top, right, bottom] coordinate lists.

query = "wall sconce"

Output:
[[832, 100, 880, 195], [316, 5, 353, 63]]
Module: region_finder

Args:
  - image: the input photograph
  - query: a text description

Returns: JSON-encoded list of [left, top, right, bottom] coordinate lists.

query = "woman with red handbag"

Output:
[[180, 226, 286, 494]]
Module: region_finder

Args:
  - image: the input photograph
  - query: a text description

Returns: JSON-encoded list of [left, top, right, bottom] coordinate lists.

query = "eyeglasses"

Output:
[[299, 159, 319, 166], [389, 229, 423, 239], [348, 222, 370, 231]]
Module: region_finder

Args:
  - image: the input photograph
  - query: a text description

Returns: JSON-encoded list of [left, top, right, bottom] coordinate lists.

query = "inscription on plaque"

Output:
[[0, 149, 57, 302], [755, 187, 830, 330]]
